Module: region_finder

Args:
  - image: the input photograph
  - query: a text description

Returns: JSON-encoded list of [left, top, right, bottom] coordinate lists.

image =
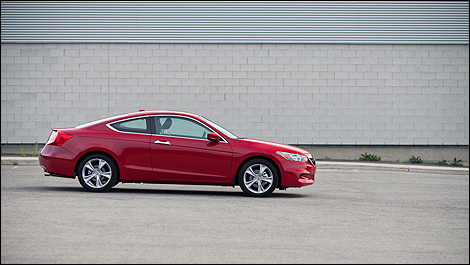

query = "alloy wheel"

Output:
[[239, 159, 278, 197], [82, 158, 113, 189]]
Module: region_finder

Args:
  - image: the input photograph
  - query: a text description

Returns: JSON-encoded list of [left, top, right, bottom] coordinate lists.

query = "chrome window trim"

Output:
[[106, 115, 152, 136], [106, 114, 229, 143], [77, 113, 130, 129], [152, 133, 228, 143]]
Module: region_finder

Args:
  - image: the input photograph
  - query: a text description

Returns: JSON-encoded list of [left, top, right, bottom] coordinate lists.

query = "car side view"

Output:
[[39, 110, 316, 196]]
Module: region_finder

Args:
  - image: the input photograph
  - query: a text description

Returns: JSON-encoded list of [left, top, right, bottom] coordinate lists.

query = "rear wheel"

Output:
[[238, 159, 278, 197], [77, 154, 118, 192]]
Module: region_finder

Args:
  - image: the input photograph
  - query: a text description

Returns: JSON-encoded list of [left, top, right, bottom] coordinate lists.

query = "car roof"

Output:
[[126, 110, 199, 118], [76, 110, 200, 128]]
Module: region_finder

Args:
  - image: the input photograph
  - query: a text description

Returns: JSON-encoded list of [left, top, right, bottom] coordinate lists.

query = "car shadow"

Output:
[[110, 186, 306, 198], [19, 185, 307, 198]]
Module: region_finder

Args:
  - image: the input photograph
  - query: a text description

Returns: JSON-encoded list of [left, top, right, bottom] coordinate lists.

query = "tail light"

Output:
[[46, 130, 73, 146]]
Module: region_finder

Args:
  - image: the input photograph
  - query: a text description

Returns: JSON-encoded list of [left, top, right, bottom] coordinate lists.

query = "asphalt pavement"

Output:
[[1, 164, 468, 263]]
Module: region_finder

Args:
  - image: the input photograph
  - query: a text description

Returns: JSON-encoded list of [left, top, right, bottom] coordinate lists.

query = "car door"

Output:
[[150, 115, 233, 183], [106, 116, 154, 182]]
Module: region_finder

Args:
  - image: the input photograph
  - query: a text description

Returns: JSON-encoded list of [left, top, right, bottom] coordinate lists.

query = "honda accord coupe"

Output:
[[39, 110, 316, 196]]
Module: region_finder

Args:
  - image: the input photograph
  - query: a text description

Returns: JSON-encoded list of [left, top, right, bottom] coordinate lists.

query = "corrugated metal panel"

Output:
[[1, 1, 468, 44]]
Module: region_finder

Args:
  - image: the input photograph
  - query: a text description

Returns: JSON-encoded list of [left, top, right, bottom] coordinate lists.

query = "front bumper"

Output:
[[279, 160, 316, 188]]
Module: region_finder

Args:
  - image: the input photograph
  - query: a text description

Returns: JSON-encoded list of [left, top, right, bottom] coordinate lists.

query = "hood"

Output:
[[237, 138, 311, 156]]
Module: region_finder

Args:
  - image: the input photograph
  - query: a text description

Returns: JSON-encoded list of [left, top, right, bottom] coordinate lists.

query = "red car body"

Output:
[[39, 110, 316, 196]]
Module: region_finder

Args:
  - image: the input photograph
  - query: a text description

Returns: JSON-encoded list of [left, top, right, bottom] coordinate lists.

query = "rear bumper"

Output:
[[39, 145, 76, 178]]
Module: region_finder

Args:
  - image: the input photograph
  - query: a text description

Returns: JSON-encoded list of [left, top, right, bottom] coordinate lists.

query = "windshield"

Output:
[[199, 116, 239, 139]]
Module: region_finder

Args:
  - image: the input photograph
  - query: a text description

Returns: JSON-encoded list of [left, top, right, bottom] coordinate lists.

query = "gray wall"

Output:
[[1, 43, 469, 145]]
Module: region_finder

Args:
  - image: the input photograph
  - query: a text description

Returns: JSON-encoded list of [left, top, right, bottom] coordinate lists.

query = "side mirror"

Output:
[[207, 132, 221, 142]]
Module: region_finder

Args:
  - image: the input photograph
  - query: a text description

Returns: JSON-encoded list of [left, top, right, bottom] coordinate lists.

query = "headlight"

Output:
[[276, 151, 309, 163], [306, 153, 316, 165]]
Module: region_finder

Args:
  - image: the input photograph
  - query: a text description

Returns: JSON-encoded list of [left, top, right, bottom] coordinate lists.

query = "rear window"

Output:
[[109, 117, 150, 134]]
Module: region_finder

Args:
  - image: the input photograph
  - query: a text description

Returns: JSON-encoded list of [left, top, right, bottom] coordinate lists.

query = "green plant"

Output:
[[438, 160, 448, 165], [409, 155, 423, 163], [13, 160, 18, 165], [450, 158, 463, 167], [360, 152, 381, 161], [21, 147, 27, 157], [32, 141, 39, 157]]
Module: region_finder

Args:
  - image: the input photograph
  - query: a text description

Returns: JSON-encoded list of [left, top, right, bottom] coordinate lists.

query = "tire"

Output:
[[238, 159, 278, 197], [77, 154, 118, 192]]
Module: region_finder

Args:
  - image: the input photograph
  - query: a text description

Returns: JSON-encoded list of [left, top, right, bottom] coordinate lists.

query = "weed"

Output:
[[32, 141, 39, 157], [21, 147, 27, 157], [13, 160, 18, 165], [450, 158, 463, 167], [409, 155, 423, 163], [438, 160, 448, 165], [360, 152, 381, 161]]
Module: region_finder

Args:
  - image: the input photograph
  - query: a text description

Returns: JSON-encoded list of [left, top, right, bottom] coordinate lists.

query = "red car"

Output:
[[39, 110, 316, 196]]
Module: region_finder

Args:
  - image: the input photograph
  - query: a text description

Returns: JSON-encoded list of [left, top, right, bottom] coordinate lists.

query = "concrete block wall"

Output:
[[1, 43, 469, 145]]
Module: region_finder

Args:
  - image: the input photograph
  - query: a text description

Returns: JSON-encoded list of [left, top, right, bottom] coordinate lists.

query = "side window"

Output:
[[154, 116, 211, 140], [109, 118, 149, 134]]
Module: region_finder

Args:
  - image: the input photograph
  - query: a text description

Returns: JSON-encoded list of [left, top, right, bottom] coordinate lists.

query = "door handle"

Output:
[[154, 140, 171, 145]]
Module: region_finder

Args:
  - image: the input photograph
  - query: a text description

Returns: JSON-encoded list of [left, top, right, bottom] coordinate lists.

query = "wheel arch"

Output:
[[74, 151, 120, 182], [233, 155, 282, 188]]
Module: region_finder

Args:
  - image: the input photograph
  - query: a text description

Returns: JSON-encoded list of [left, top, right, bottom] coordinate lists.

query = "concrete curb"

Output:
[[1, 156, 39, 166], [1, 156, 468, 175], [318, 161, 469, 175]]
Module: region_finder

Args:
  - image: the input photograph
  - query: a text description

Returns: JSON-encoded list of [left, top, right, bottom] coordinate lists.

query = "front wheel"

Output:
[[238, 159, 278, 197], [77, 154, 118, 192]]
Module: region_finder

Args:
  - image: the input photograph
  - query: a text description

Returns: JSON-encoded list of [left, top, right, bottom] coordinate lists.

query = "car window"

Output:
[[109, 118, 149, 134], [154, 116, 211, 140]]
